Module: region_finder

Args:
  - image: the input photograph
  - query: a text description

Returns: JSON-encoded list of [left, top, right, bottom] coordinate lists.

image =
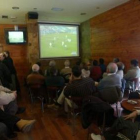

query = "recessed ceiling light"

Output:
[[96, 7, 100, 9], [10, 16, 17, 19], [2, 15, 8, 19], [80, 13, 86, 15], [12, 7, 19, 10], [51, 7, 63, 11]]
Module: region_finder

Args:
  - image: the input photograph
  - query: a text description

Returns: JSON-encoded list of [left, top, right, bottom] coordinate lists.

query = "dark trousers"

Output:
[[0, 109, 20, 133]]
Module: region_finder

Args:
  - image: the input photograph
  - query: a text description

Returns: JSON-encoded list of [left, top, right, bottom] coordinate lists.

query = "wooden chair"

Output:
[[46, 86, 63, 103], [28, 84, 45, 112], [125, 78, 140, 93], [62, 73, 71, 83], [99, 86, 122, 117], [81, 96, 115, 140], [132, 78, 140, 91]]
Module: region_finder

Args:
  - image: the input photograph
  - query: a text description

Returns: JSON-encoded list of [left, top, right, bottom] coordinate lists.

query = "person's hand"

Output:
[[12, 91, 17, 99], [95, 82, 98, 86], [123, 111, 138, 120], [69, 74, 73, 83]]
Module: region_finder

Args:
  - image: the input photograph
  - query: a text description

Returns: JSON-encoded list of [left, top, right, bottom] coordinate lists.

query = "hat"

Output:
[[32, 64, 40, 72]]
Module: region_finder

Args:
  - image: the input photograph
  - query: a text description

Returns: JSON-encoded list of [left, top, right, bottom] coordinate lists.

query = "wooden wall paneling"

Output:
[[85, 0, 140, 71], [0, 24, 29, 85]]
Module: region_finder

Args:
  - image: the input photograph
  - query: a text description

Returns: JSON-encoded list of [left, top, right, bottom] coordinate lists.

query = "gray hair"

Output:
[[49, 60, 56, 67], [107, 62, 118, 73], [32, 64, 40, 72], [64, 60, 70, 67]]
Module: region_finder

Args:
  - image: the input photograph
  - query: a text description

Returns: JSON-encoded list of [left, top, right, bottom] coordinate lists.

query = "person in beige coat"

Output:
[[0, 85, 17, 111]]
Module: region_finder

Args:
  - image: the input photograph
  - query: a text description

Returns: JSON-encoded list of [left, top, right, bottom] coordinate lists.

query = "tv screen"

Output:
[[5, 29, 27, 45], [38, 23, 80, 59]]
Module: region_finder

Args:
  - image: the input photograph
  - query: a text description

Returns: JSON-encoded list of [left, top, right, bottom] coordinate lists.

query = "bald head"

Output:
[[107, 63, 118, 74], [32, 64, 40, 72]]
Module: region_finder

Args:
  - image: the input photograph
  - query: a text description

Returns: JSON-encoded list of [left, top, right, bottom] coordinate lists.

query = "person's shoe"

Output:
[[16, 107, 26, 114], [91, 133, 102, 140], [47, 104, 60, 110], [16, 119, 36, 133]]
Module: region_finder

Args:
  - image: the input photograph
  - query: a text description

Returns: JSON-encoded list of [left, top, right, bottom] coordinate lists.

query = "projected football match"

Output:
[[9, 31, 24, 43], [38, 24, 79, 58]]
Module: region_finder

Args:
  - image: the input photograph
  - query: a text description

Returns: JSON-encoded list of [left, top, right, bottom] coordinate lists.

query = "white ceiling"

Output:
[[0, 0, 129, 24]]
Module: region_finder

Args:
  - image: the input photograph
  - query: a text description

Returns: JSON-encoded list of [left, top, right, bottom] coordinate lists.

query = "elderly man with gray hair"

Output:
[[27, 64, 45, 86], [98, 63, 122, 90], [60, 60, 71, 75]]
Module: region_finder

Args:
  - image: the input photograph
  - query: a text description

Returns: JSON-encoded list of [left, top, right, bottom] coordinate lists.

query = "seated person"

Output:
[[45, 60, 59, 76], [45, 67, 65, 87], [124, 59, 140, 90], [81, 62, 90, 78], [113, 58, 120, 63], [98, 63, 122, 90], [27, 64, 45, 86], [99, 58, 106, 75], [116, 62, 125, 79], [60, 60, 72, 82], [0, 87, 35, 137], [28, 62, 44, 75], [0, 85, 25, 115], [98, 63, 123, 98], [124, 59, 140, 80], [48, 65, 96, 111], [90, 60, 102, 81], [91, 110, 140, 140], [0, 109, 36, 137]]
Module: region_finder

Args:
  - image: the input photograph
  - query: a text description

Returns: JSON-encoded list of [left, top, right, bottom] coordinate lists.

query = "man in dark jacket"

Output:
[[0, 55, 11, 89], [48, 65, 96, 110]]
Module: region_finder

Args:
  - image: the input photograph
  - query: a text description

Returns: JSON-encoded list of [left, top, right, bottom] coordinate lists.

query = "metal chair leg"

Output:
[[72, 113, 76, 136], [41, 98, 44, 112]]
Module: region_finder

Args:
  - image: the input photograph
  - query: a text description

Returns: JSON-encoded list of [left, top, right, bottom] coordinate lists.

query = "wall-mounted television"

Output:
[[38, 23, 80, 59], [5, 28, 27, 45]]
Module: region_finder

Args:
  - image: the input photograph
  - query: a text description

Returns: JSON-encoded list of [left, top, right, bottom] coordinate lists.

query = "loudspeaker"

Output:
[[28, 12, 38, 19]]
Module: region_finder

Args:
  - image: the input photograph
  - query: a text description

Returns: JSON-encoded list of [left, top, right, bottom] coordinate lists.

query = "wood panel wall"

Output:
[[0, 24, 29, 85], [89, 0, 140, 71]]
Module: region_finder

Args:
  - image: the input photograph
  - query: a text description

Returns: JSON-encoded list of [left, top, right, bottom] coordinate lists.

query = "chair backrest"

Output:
[[68, 96, 83, 113], [29, 83, 42, 89], [99, 86, 122, 104], [62, 73, 71, 83], [132, 78, 140, 90], [28, 83, 44, 97]]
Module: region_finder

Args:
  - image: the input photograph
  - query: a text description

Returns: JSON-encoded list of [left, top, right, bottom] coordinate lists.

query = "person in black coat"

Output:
[[0, 54, 11, 89], [3, 51, 20, 93]]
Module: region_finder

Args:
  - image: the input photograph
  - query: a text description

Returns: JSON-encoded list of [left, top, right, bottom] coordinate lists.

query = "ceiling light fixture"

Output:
[[80, 13, 86, 15], [51, 7, 63, 11], [10, 16, 17, 19], [12, 7, 19, 10]]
